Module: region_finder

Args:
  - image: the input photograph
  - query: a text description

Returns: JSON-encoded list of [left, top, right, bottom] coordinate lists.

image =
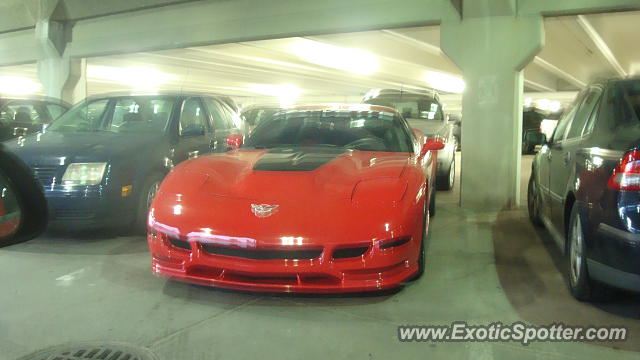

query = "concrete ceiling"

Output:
[[1, 11, 638, 114]]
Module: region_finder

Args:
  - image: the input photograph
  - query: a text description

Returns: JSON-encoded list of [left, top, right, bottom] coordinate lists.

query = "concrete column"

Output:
[[36, 19, 84, 104], [441, 3, 544, 210]]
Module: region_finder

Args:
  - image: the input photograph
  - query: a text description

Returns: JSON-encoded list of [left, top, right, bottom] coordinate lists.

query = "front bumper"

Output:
[[148, 232, 421, 293], [45, 187, 136, 230]]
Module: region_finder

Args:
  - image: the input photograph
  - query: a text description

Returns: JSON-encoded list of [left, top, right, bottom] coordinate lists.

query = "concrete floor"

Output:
[[1, 154, 639, 359]]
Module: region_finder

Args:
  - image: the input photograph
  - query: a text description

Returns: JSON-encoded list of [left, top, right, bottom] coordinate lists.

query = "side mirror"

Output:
[[181, 125, 205, 137], [0, 145, 48, 246], [226, 134, 243, 150], [423, 137, 445, 152]]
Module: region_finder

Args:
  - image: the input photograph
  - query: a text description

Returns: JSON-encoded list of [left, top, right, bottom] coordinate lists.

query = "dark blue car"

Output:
[[529, 78, 640, 300], [6, 92, 242, 232]]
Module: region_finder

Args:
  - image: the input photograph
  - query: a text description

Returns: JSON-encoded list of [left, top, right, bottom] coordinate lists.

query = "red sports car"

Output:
[[147, 104, 444, 293]]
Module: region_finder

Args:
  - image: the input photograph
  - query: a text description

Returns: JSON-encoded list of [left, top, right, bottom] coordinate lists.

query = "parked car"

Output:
[[240, 104, 282, 133], [5, 92, 242, 232], [522, 109, 546, 154], [148, 104, 444, 293], [449, 114, 461, 151], [363, 89, 456, 190], [528, 78, 640, 300], [0, 96, 70, 142]]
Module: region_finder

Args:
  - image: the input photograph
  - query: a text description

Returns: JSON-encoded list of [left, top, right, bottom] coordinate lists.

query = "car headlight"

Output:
[[61, 162, 107, 186]]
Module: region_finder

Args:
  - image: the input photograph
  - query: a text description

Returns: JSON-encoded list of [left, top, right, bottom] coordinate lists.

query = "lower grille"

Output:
[[32, 165, 60, 186], [201, 244, 322, 260], [54, 209, 95, 220], [333, 246, 369, 259]]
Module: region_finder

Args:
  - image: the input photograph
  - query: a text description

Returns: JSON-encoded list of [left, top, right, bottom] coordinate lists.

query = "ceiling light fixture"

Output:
[[0, 76, 42, 95], [292, 39, 380, 75]]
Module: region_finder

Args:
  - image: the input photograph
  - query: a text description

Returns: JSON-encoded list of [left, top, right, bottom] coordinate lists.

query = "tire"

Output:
[[411, 198, 428, 281], [527, 175, 543, 227], [566, 204, 610, 301], [428, 181, 436, 218], [133, 172, 165, 234], [436, 157, 455, 191]]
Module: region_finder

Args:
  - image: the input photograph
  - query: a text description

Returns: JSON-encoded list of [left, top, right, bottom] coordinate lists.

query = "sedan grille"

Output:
[[32, 165, 60, 186]]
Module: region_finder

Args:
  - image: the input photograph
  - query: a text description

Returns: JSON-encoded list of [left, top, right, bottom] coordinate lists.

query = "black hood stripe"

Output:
[[253, 147, 347, 171]]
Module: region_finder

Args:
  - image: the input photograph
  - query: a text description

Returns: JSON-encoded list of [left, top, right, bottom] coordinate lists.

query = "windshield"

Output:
[[47, 96, 175, 133], [245, 109, 413, 152], [365, 96, 444, 121]]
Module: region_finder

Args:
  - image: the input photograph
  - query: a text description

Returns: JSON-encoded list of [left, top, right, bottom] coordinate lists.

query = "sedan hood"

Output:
[[5, 131, 164, 165]]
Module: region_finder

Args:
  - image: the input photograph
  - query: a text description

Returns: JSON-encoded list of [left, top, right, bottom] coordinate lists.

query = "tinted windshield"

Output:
[[245, 109, 413, 152], [365, 96, 443, 121], [48, 96, 175, 133], [243, 108, 280, 127]]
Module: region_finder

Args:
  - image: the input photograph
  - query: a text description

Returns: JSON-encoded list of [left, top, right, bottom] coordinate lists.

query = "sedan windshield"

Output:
[[48, 96, 175, 133], [245, 109, 413, 152]]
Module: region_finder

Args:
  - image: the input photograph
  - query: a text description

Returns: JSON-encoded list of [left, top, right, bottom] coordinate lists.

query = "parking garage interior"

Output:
[[1, 1, 640, 359]]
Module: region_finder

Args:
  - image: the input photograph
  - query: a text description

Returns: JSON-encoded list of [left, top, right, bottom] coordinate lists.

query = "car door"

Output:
[[174, 97, 214, 163], [549, 87, 603, 232], [203, 97, 235, 152]]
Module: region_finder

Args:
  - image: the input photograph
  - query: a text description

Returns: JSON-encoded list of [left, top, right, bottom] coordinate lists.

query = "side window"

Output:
[[180, 98, 207, 135], [2, 103, 42, 124], [46, 104, 67, 120], [582, 97, 602, 137], [203, 98, 231, 131], [551, 105, 576, 143], [566, 88, 602, 139]]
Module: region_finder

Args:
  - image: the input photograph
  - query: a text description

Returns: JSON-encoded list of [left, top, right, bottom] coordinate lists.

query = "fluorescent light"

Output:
[[549, 100, 562, 113], [524, 97, 533, 107], [88, 66, 172, 88], [292, 39, 379, 75], [247, 84, 301, 107], [535, 99, 550, 111], [424, 72, 465, 93], [0, 76, 42, 95]]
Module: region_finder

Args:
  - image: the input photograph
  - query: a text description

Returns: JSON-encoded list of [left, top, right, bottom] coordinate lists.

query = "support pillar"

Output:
[[36, 19, 84, 104], [440, 2, 544, 210]]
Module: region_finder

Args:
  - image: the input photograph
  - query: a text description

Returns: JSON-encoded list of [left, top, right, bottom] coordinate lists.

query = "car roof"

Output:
[[0, 95, 71, 107], [80, 90, 237, 104], [287, 103, 399, 115], [365, 88, 440, 102]]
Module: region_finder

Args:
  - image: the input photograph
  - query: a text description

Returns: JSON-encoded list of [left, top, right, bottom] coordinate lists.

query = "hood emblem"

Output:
[[251, 204, 279, 218]]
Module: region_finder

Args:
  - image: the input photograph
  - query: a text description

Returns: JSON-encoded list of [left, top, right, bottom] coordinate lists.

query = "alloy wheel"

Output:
[[146, 181, 161, 209], [569, 216, 584, 287]]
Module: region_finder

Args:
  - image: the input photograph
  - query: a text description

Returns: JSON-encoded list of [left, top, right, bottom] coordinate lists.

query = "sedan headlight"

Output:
[[61, 162, 107, 186]]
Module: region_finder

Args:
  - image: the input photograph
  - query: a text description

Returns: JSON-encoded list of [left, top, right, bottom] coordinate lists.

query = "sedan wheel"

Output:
[[527, 176, 543, 226], [566, 204, 610, 301], [569, 216, 584, 288]]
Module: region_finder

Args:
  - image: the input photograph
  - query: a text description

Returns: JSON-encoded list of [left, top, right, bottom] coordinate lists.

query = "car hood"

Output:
[[406, 119, 448, 137], [5, 131, 164, 165], [151, 147, 417, 244], [163, 147, 410, 200]]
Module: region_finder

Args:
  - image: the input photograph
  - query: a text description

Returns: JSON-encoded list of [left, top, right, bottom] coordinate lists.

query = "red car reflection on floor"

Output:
[[147, 104, 444, 293]]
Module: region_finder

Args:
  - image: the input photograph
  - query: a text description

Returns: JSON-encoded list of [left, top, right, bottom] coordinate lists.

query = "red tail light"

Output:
[[608, 150, 640, 191]]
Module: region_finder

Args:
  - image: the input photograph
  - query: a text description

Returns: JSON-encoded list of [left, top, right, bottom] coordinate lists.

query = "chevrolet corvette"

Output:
[[147, 104, 444, 293]]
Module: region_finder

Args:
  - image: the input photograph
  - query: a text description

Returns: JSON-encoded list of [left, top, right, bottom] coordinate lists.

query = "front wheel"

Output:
[[527, 175, 543, 227], [566, 204, 610, 301], [436, 157, 455, 191], [134, 172, 165, 234], [411, 199, 428, 281]]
